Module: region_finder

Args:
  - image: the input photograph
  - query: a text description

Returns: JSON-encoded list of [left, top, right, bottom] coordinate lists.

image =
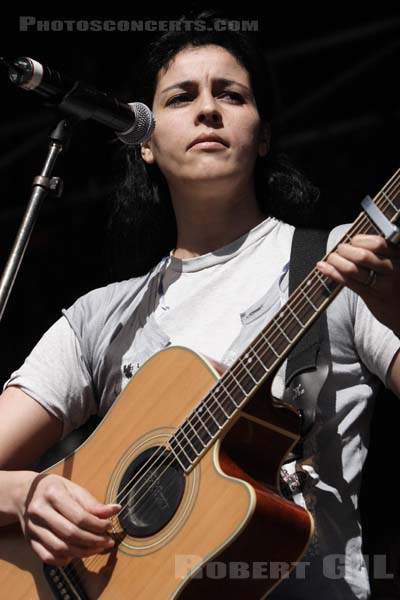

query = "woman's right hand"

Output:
[[15, 472, 121, 566]]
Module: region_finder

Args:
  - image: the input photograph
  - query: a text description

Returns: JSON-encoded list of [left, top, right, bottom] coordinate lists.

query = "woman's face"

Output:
[[141, 44, 268, 190]]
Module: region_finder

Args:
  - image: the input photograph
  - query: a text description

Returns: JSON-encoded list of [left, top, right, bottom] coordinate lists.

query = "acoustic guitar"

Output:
[[0, 168, 399, 599]]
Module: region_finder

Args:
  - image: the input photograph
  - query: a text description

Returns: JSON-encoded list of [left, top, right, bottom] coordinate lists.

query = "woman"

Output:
[[1, 12, 400, 600]]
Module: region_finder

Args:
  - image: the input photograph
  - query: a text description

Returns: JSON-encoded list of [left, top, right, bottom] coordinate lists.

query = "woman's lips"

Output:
[[189, 140, 227, 150], [187, 134, 228, 150]]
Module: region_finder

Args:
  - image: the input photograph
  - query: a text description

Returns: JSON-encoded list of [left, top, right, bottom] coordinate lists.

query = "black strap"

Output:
[[285, 228, 330, 386]]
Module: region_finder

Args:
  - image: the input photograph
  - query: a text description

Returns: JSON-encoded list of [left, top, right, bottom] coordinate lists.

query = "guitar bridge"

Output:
[[43, 563, 89, 599]]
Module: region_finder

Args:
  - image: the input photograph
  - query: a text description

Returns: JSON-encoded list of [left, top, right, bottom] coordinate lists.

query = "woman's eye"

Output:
[[166, 94, 191, 106], [220, 91, 243, 103], [166, 91, 244, 106]]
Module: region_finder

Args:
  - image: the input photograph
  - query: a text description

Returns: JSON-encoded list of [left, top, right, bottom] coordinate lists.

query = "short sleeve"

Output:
[[327, 222, 400, 386], [353, 295, 400, 386], [2, 315, 98, 438]]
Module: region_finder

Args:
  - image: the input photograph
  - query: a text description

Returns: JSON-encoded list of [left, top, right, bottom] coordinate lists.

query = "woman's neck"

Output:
[[170, 185, 267, 259]]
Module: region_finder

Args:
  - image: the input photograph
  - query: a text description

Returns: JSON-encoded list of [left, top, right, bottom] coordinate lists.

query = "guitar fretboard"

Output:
[[168, 168, 400, 472]]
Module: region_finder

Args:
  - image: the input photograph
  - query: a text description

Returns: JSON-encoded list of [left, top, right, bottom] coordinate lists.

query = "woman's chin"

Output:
[[184, 164, 239, 182]]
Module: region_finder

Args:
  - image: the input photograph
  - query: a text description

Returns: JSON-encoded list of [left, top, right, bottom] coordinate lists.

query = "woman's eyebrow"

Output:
[[160, 80, 194, 95], [214, 78, 250, 93], [160, 78, 250, 95]]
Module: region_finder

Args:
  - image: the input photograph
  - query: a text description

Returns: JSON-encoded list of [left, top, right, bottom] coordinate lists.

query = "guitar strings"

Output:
[[68, 171, 400, 585], [80, 172, 400, 585], [67, 172, 400, 588], [72, 171, 400, 582], [109, 170, 400, 521], [64, 172, 400, 583]]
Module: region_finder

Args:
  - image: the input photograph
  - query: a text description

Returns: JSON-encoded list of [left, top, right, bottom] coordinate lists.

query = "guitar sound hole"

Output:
[[117, 446, 185, 537]]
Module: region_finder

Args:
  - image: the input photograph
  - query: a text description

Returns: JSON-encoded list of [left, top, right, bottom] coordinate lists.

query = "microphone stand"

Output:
[[0, 118, 75, 324]]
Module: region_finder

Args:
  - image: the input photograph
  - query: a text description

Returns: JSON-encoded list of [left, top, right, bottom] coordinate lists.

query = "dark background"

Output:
[[1, 3, 400, 596]]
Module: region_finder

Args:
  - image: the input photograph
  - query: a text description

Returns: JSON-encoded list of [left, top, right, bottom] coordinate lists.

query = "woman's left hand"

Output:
[[316, 234, 400, 337]]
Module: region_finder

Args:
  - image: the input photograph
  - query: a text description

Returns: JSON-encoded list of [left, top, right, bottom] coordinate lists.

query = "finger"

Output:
[[333, 243, 394, 275], [30, 537, 70, 566], [30, 534, 114, 566], [28, 505, 116, 548], [30, 522, 114, 556], [316, 258, 375, 290], [316, 261, 380, 297], [69, 483, 121, 520], [44, 485, 119, 535], [316, 260, 346, 285], [348, 235, 400, 258], [319, 253, 372, 286]]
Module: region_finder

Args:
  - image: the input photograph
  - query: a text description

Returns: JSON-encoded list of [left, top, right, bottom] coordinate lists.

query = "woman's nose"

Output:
[[195, 92, 222, 126]]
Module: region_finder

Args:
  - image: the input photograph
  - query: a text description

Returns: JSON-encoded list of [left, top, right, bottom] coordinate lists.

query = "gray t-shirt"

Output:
[[3, 217, 400, 599]]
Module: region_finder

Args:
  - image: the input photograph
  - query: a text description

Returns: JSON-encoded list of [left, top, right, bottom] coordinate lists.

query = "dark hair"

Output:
[[107, 10, 320, 279]]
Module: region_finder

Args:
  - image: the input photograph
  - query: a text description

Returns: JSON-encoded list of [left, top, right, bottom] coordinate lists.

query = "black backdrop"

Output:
[[1, 3, 400, 596]]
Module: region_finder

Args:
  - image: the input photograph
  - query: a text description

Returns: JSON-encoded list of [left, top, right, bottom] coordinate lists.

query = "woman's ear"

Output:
[[140, 139, 155, 164], [258, 122, 271, 158]]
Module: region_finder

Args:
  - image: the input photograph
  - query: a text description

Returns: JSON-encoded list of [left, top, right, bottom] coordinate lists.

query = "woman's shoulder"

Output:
[[63, 260, 164, 329]]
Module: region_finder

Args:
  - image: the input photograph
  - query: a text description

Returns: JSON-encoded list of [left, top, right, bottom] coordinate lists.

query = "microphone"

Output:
[[4, 56, 155, 144]]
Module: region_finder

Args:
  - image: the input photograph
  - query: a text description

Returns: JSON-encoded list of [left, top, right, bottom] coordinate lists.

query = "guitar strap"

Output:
[[283, 228, 330, 444], [278, 228, 331, 500]]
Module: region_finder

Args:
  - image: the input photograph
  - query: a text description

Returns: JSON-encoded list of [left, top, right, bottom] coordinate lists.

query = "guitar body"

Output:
[[0, 346, 313, 599]]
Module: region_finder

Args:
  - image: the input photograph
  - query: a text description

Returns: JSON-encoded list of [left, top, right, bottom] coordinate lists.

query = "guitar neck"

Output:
[[168, 168, 400, 472]]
